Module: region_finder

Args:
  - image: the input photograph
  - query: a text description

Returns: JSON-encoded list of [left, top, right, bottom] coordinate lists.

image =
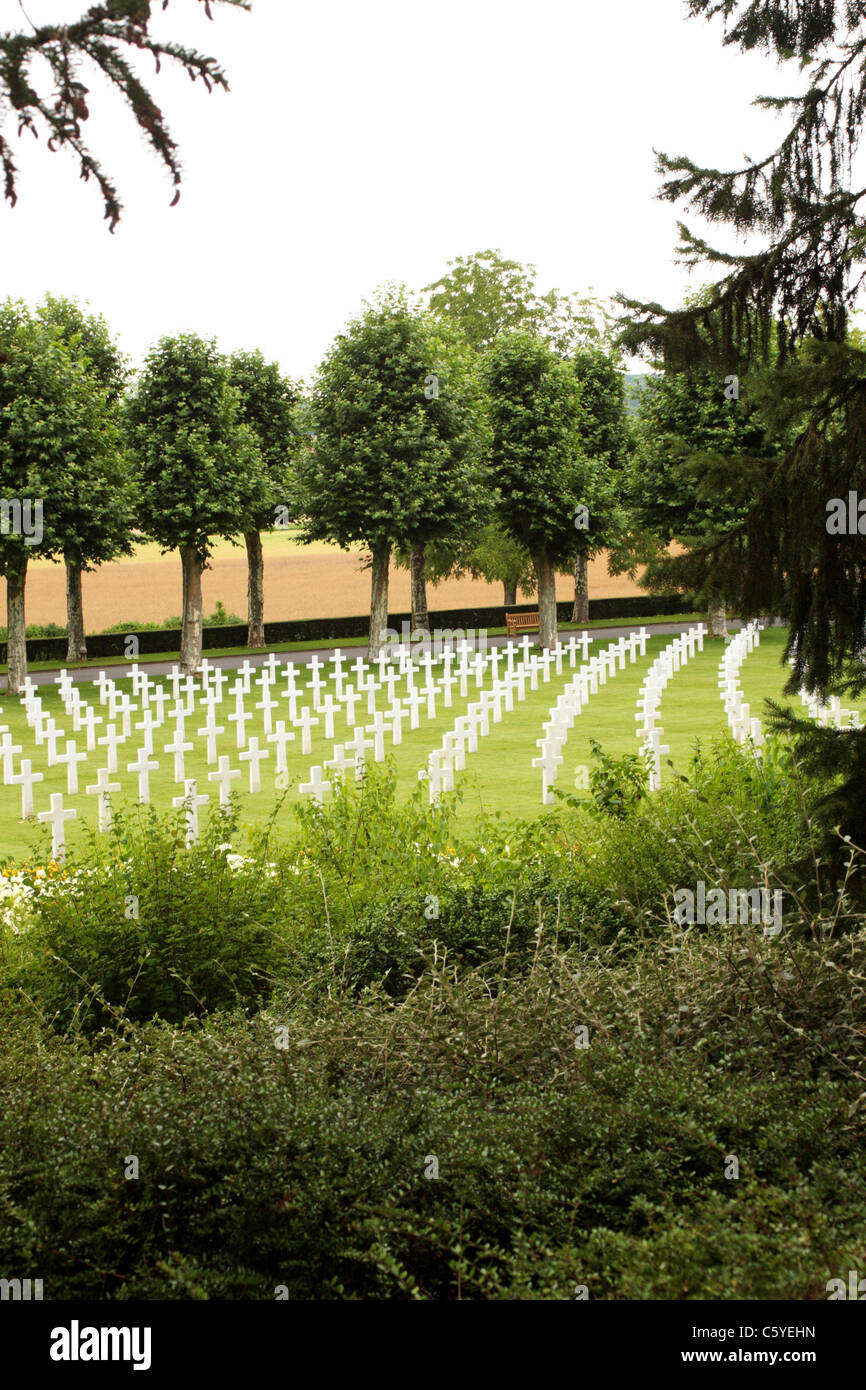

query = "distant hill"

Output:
[[623, 372, 656, 416]]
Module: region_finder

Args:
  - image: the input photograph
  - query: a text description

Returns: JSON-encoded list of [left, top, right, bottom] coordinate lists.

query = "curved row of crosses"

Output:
[[526, 629, 653, 804], [717, 622, 766, 751], [635, 625, 707, 790]]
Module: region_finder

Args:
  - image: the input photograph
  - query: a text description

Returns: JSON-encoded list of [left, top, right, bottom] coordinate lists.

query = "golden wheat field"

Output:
[[1, 534, 644, 631]]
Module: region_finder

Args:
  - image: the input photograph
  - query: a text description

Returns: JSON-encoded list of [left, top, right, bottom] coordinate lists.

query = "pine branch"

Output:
[[0, 0, 250, 229]]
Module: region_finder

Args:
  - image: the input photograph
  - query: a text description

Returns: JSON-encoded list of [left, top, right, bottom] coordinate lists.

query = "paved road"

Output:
[[3, 618, 767, 689]]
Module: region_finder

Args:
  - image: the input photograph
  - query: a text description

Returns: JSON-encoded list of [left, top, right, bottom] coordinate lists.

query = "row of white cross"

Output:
[[718, 622, 766, 750], [524, 630, 652, 805], [635, 625, 707, 790], [793, 678, 862, 730], [275, 632, 608, 808], [1, 632, 619, 858]]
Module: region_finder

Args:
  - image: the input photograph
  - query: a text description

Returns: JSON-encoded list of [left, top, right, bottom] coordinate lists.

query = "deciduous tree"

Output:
[[37, 295, 137, 662], [0, 300, 122, 692], [481, 332, 584, 648], [127, 333, 265, 674], [227, 350, 299, 648], [298, 294, 487, 657]]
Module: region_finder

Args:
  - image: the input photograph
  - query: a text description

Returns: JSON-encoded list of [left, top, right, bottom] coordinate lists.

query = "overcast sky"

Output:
[[2, 0, 801, 381]]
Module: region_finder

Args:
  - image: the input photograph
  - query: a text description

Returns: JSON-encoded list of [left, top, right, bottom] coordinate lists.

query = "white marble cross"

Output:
[[81, 706, 103, 752], [347, 726, 373, 780], [324, 744, 354, 781], [293, 706, 319, 756], [454, 712, 478, 754], [173, 778, 209, 846], [342, 685, 359, 726], [319, 692, 340, 741], [1, 732, 23, 784], [97, 723, 121, 774], [44, 718, 65, 767], [531, 740, 563, 805], [164, 727, 194, 782], [228, 702, 252, 749], [116, 693, 137, 739], [135, 710, 158, 755], [37, 792, 77, 863], [239, 736, 269, 793], [128, 748, 160, 804], [55, 739, 86, 795], [86, 767, 121, 831], [208, 755, 241, 808], [299, 764, 331, 805], [267, 720, 295, 775], [366, 712, 391, 762], [11, 758, 44, 818], [404, 687, 425, 731], [256, 685, 277, 736], [197, 709, 225, 764], [387, 700, 404, 746]]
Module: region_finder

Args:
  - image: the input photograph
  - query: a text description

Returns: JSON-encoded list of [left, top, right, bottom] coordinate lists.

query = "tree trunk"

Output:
[[245, 530, 265, 648], [180, 544, 205, 675], [368, 542, 391, 660], [65, 561, 87, 663], [410, 543, 429, 635], [707, 594, 727, 638], [503, 580, 517, 607], [533, 549, 558, 649], [571, 551, 589, 624], [6, 556, 29, 693]]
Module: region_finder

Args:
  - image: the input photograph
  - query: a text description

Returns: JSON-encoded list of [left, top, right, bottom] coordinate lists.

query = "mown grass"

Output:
[[0, 629, 796, 858]]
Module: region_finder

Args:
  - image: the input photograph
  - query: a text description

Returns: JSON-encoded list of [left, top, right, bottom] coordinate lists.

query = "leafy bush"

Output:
[[4, 805, 291, 1032], [1, 921, 864, 1299]]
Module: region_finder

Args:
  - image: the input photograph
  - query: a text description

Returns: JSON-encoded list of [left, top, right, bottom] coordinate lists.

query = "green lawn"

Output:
[[0, 627, 796, 861]]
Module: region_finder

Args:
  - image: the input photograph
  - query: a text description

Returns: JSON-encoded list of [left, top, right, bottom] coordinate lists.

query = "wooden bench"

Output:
[[505, 610, 540, 637]]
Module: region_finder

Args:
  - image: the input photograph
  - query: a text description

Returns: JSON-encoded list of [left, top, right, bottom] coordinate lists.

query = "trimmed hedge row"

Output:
[[0, 593, 696, 664]]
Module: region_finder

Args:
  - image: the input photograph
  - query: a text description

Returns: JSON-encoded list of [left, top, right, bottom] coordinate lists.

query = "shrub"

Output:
[[3, 805, 291, 1032]]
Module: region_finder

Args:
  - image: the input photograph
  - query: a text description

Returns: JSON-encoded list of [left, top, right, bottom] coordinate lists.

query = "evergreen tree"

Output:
[[618, 0, 866, 866]]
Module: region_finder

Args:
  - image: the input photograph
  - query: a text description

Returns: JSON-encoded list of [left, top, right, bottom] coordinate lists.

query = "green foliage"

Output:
[[34, 295, 138, 573], [128, 334, 266, 560], [424, 248, 613, 354], [0, 747, 864, 1298], [299, 293, 489, 556], [6, 806, 288, 1033], [0, 299, 127, 574], [227, 350, 300, 532], [1, 919, 864, 1298], [481, 332, 585, 565], [559, 738, 648, 819]]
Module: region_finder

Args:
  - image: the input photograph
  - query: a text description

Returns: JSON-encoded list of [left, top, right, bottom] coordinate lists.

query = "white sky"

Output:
[[1, 0, 802, 382]]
